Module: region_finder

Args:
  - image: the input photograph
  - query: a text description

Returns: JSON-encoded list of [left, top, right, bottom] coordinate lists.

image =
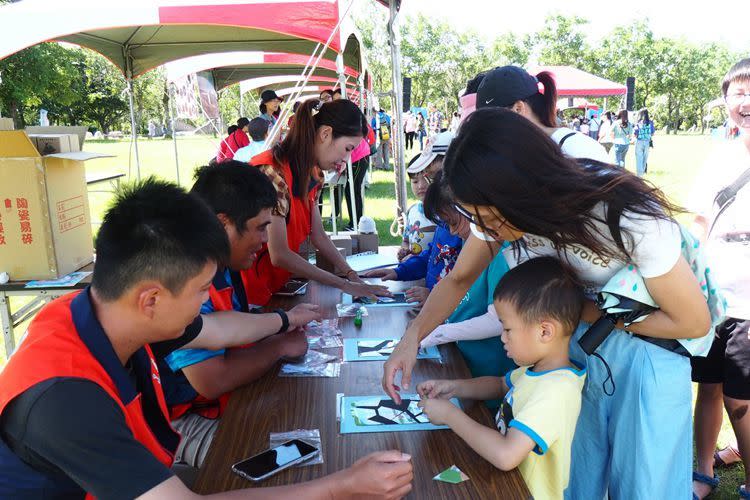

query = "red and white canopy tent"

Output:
[[528, 65, 627, 97], [0, 0, 364, 181], [528, 65, 627, 114]]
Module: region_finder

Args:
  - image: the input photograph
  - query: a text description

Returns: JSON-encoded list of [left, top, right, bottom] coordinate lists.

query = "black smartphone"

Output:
[[354, 292, 408, 305], [231, 439, 319, 482]]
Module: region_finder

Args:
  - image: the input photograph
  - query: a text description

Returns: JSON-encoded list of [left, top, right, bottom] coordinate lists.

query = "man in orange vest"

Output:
[[159, 162, 322, 468], [0, 178, 412, 499]]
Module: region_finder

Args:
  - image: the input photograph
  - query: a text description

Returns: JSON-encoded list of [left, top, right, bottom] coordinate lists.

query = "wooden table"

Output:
[[194, 280, 530, 499]]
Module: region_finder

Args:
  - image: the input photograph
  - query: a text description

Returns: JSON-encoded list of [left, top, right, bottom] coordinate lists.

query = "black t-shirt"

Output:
[[0, 317, 202, 499]]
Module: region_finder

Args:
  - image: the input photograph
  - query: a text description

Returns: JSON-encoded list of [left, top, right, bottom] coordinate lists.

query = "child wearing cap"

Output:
[[396, 152, 440, 261], [366, 132, 463, 306], [417, 257, 586, 500]]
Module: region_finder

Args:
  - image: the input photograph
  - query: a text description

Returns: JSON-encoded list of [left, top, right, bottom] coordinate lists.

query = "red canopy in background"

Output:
[[528, 65, 627, 97]]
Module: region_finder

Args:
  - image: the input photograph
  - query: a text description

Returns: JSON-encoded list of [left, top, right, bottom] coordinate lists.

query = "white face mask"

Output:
[[470, 222, 497, 242]]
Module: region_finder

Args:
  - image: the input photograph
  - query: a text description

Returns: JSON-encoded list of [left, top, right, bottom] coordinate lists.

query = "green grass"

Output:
[[1, 132, 745, 496]]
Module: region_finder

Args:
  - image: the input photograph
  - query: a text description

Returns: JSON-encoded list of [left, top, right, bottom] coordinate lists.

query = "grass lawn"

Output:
[[1, 132, 745, 496]]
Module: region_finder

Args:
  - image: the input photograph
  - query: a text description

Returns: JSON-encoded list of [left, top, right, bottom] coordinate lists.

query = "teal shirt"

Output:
[[447, 251, 516, 408]]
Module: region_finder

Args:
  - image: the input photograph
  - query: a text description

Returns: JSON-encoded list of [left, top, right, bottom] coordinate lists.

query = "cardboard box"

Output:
[[28, 134, 81, 155], [328, 235, 353, 256], [25, 126, 88, 150], [0, 118, 13, 131], [354, 232, 379, 253], [332, 231, 380, 255], [0, 131, 107, 280], [315, 247, 348, 274]]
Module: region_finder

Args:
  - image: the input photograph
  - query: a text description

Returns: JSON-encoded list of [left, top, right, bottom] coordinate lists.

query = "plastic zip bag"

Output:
[[307, 335, 343, 349], [305, 318, 342, 337], [269, 429, 323, 466], [279, 362, 340, 377], [336, 303, 368, 318]]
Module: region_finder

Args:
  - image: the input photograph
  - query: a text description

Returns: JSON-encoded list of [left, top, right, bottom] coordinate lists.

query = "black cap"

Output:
[[476, 66, 539, 109], [260, 89, 283, 103]]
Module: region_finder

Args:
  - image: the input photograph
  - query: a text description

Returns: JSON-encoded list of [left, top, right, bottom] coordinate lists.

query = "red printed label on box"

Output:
[[16, 197, 33, 245], [56, 195, 86, 233]]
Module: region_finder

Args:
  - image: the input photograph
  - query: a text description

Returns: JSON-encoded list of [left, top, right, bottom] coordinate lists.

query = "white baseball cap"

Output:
[[406, 131, 454, 174]]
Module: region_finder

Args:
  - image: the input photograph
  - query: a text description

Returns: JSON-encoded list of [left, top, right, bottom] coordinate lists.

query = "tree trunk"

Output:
[[9, 100, 25, 129]]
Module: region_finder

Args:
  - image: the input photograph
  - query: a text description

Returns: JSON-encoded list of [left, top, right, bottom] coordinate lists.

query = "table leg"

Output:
[[1, 291, 15, 359]]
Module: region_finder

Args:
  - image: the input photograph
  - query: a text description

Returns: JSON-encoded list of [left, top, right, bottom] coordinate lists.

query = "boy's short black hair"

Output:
[[191, 161, 277, 234], [92, 178, 229, 301], [248, 117, 270, 142], [722, 58, 750, 96], [494, 256, 583, 335], [422, 171, 454, 224]]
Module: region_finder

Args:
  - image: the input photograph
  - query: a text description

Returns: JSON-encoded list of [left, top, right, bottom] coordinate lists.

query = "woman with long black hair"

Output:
[[241, 99, 389, 306], [383, 108, 711, 499]]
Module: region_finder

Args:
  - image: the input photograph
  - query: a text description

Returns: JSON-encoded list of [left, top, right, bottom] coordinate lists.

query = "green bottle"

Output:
[[354, 308, 363, 327]]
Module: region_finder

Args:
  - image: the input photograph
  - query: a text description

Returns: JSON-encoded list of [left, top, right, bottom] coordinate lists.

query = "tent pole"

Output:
[[127, 77, 141, 181], [388, 0, 407, 218], [338, 55, 358, 233], [168, 83, 180, 186]]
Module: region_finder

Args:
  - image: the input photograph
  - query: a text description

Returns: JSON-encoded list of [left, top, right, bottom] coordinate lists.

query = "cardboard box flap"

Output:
[[45, 151, 113, 161], [0, 131, 40, 158], [25, 126, 88, 149]]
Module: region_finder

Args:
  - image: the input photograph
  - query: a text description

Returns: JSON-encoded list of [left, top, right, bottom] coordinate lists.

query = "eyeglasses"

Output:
[[725, 93, 750, 106], [453, 203, 504, 240]]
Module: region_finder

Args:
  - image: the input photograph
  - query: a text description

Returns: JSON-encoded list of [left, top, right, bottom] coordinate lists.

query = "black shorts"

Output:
[[691, 318, 750, 399]]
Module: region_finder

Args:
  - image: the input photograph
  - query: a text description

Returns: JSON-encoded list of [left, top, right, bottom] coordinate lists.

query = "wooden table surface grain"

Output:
[[194, 280, 530, 500]]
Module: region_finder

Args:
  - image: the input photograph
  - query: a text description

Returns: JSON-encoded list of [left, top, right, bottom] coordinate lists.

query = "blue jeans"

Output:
[[613, 143, 629, 167], [635, 139, 650, 176]]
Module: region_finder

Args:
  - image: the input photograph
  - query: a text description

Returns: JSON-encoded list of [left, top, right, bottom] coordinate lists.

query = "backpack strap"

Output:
[[557, 132, 577, 148], [708, 166, 750, 236]]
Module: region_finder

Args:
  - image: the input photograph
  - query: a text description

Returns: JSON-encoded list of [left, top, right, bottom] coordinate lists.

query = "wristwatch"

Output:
[[274, 308, 289, 334]]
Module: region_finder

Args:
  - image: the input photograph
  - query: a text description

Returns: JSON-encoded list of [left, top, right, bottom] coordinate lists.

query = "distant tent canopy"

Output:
[[527, 65, 627, 97], [165, 51, 365, 91]]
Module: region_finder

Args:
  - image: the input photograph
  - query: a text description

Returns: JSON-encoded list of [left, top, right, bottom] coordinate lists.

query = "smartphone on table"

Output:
[[231, 439, 319, 482], [274, 279, 309, 297], [354, 292, 408, 305]]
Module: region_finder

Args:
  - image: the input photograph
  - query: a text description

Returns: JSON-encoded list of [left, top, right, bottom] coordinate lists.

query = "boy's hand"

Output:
[[417, 379, 458, 400], [287, 303, 321, 329], [397, 247, 411, 261], [418, 398, 459, 426], [363, 268, 398, 281], [405, 286, 429, 307]]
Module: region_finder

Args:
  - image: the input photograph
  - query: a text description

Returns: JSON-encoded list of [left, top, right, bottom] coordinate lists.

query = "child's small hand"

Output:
[[417, 379, 457, 400], [417, 397, 458, 426], [397, 246, 411, 261], [405, 286, 429, 307]]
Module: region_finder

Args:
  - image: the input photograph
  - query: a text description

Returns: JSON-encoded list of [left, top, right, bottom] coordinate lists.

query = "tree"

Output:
[[0, 43, 80, 128], [531, 14, 591, 67], [490, 33, 532, 67]]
